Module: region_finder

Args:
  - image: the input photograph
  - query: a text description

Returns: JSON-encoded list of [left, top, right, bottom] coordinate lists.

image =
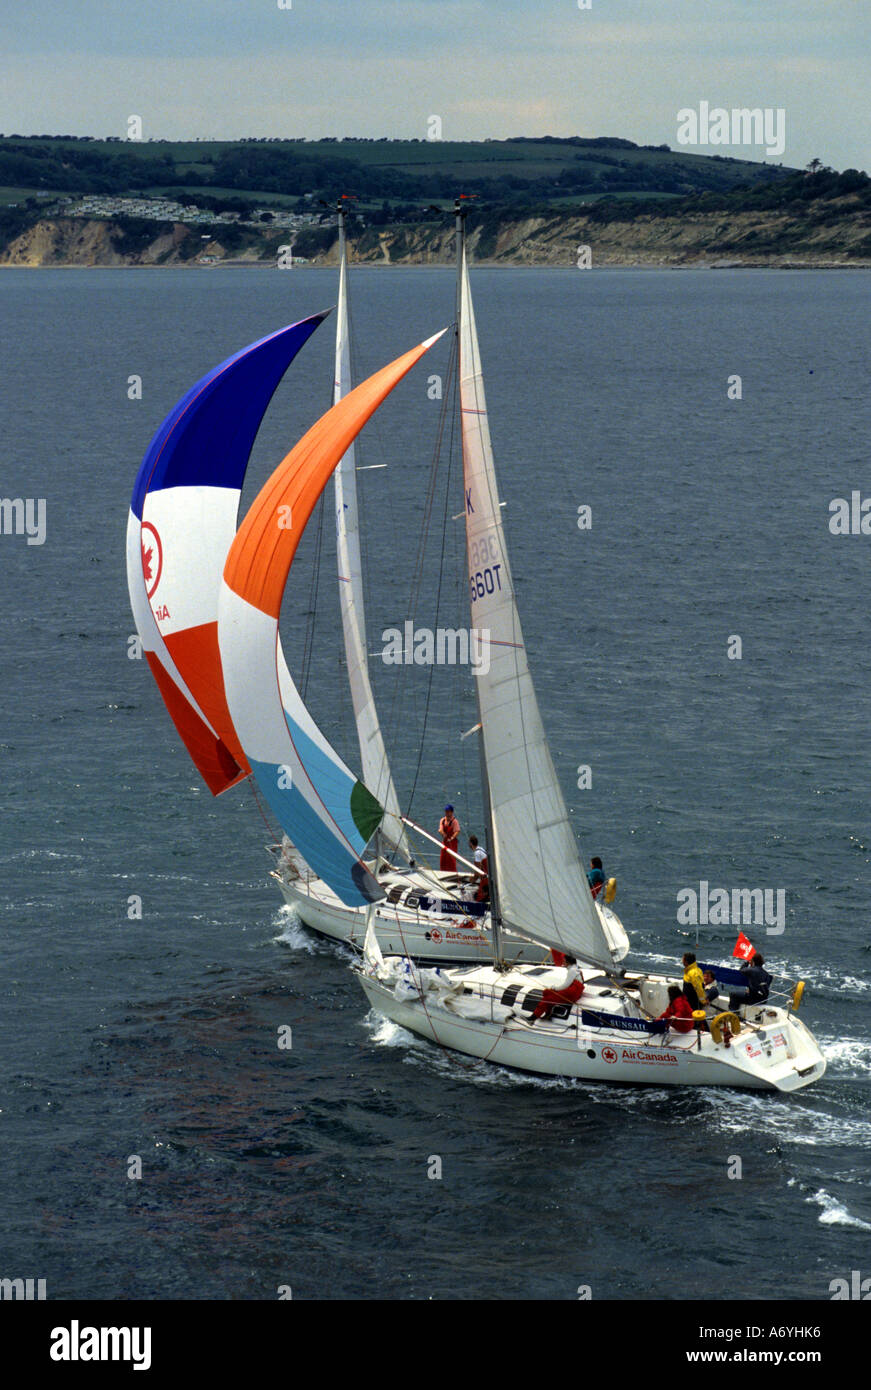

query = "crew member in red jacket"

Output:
[[438, 805, 460, 873], [657, 984, 695, 1034], [530, 958, 585, 1022]]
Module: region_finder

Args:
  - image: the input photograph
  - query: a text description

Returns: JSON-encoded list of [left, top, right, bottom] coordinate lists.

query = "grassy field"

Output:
[[0, 186, 68, 205], [0, 134, 795, 204]]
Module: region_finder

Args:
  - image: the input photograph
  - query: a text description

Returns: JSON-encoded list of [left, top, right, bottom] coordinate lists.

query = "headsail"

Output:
[[219, 329, 447, 906], [458, 245, 616, 968], [128, 313, 328, 793], [333, 210, 408, 854]]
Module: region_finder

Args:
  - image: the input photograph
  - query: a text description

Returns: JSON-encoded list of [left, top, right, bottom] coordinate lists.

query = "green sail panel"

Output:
[[351, 780, 385, 843]]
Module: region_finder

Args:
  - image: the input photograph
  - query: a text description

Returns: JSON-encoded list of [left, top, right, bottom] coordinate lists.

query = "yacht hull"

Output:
[[273, 867, 550, 963], [356, 972, 827, 1092]]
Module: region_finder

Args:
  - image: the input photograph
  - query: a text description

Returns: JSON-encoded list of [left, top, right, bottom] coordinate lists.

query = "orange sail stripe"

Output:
[[144, 651, 247, 795], [163, 621, 250, 773], [225, 334, 444, 618]]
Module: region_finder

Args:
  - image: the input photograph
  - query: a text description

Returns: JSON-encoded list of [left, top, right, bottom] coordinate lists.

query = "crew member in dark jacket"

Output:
[[728, 953, 772, 1011], [587, 857, 605, 899]]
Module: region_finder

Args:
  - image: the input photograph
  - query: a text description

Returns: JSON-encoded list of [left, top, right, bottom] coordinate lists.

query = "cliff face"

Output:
[[2, 201, 869, 268], [0, 217, 195, 266], [344, 200, 871, 267], [2, 217, 127, 266]]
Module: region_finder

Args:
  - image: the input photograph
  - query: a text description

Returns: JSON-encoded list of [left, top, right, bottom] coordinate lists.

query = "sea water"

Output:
[[0, 265, 869, 1299]]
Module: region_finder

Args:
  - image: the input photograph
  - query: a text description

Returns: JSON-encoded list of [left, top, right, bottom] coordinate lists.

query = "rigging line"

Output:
[[377, 422, 440, 798], [247, 776, 281, 841], [383, 331, 455, 822], [300, 488, 326, 704], [403, 336, 459, 823]]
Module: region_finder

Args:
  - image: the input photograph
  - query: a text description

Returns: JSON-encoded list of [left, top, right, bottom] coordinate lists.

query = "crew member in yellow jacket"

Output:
[[682, 952, 707, 1010]]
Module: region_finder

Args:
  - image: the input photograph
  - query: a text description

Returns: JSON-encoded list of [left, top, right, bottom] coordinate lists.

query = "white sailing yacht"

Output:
[[126, 204, 597, 965], [351, 203, 826, 1091], [267, 200, 629, 965]]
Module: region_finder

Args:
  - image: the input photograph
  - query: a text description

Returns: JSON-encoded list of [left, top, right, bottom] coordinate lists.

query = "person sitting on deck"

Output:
[[728, 953, 773, 1013], [587, 856, 606, 899], [438, 805, 460, 874], [466, 834, 490, 902], [529, 958, 585, 1023], [703, 970, 720, 1005], [657, 984, 695, 1034], [682, 952, 707, 1010]]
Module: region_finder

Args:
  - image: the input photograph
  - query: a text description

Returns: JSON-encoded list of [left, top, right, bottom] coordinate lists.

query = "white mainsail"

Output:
[[333, 212, 408, 855], [458, 245, 616, 969]]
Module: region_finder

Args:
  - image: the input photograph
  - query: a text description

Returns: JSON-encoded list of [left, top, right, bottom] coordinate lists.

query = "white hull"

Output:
[[356, 963, 827, 1092], [272, 861, 553, 963]]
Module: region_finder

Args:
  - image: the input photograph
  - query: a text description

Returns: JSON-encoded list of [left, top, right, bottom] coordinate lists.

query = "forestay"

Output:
[[458, 248, 616, 968]]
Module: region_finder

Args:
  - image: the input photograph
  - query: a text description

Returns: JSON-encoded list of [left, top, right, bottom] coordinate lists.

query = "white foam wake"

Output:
[[808, 1188, 871, 1231]]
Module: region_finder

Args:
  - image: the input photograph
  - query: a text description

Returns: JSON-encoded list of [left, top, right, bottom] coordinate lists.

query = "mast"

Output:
[[455, 198, 504, 967], [333, 196, 409, 860]]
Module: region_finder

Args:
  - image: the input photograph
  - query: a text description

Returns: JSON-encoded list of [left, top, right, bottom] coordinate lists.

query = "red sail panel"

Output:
[[144, 651, 246, 794]]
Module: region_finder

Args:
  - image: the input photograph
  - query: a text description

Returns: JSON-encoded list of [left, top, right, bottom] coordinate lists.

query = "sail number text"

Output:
[[469, 534, 502, 603]]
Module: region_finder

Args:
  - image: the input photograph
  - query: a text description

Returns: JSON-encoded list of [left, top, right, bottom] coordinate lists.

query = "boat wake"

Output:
[[704, 1087, 871, 1149], [272, 908, 322, 955], [806, 1187, 871, 1231], [815, 1033, 871, 1076], [363, 1011, 421, 1050]]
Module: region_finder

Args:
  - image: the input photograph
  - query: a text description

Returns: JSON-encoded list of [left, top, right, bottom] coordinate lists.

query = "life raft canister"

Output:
[[710, 1011, 741, 1046], [604, 877, 617, 904]]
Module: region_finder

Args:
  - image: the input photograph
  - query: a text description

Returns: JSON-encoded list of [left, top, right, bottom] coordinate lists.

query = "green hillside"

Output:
[[0, 133, 796, 212]]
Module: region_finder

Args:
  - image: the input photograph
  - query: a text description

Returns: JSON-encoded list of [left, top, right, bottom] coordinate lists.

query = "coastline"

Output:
[[2, 203, 869, 271]]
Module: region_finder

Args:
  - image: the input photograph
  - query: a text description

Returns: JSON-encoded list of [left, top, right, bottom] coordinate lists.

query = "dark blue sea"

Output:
[[1, 265, 869, 1300]]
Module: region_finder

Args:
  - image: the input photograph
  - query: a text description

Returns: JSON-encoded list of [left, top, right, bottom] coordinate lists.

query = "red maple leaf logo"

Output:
[[141, 544, 153, 583]]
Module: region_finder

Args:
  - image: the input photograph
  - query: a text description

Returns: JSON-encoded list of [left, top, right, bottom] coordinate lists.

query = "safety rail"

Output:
[[399, 967, 795, 1049]]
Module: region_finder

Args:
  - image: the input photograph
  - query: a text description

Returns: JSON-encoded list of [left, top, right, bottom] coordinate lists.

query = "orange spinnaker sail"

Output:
[[226, 331, 447, 617]]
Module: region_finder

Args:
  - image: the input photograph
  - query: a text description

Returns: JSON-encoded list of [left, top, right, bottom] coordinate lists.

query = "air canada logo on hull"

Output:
[[141, 522, 163, 600], [621, 1049, 678, 1065], [602, 1046, 618, 1064]]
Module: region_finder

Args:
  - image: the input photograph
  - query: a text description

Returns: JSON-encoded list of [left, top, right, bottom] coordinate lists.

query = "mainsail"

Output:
[[332, 211, 407, 853], [219, 329, 446, 906], [127, 313, 327, 793], [458, 245, 616, 968]]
